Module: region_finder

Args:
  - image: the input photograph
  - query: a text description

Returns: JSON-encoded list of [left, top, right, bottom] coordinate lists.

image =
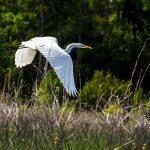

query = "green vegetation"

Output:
[[0, 0, 150, 149], [80, 70, 131, 107], [80, 70, 149, 109], [0, 71, 150, 149], [0, 0, 150, 91]]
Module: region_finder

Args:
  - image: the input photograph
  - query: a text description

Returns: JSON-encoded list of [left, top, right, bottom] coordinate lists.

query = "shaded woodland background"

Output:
[[0, 0, 150, 97]]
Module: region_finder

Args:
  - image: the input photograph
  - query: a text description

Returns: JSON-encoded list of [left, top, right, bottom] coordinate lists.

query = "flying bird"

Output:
[[15, 37, 92, 96]]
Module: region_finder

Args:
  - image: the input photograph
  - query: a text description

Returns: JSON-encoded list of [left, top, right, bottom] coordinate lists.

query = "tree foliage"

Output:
[[0, 0, 150, 97]]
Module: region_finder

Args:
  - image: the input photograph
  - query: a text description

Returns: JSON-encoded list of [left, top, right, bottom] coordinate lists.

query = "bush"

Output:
[[79, 70, 131, 109]]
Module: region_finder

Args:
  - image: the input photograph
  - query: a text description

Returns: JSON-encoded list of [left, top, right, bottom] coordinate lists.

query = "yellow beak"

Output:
[[83, 45, 93, 49]]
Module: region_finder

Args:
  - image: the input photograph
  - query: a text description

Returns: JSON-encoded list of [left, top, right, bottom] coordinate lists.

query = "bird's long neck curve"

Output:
[[65, 43, 81, 54]]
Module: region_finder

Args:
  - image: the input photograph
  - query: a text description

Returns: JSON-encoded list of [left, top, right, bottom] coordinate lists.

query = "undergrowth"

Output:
[[0, 74, 149, 150], [0, 97, 149, 149]]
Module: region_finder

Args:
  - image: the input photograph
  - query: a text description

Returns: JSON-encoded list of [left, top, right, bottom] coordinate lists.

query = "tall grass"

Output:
[[0, 97, 149, 149]]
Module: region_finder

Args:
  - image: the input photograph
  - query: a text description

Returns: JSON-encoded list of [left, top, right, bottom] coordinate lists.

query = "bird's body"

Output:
[[15, 36, 92, 96]]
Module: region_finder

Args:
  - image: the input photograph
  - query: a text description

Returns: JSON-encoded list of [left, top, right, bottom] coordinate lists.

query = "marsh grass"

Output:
[[0, 98, 149, 149]]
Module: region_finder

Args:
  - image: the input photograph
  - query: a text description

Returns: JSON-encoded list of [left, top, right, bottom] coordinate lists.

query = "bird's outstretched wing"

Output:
[[48, 46, 78, 96], [17, 37, 78, 96], [15, 37, 56, 68], [15, 46, 36, 68]]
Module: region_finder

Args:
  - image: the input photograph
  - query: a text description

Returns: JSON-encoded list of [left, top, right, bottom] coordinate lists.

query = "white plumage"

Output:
[[15, 36, 92, 96]]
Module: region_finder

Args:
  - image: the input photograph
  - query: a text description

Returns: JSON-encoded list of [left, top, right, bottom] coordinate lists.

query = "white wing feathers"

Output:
[[15, 37, 78, 96], [48, 45, 78, 96], [15, 46, 36, 68]]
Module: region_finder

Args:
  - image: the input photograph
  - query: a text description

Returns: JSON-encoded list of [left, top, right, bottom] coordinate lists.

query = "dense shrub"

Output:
[[79, 70, 132, 109]]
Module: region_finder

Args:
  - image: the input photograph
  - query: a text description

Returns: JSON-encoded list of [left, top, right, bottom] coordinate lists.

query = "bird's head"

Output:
[[76, 43, 93, 49], [67, 43, 93, 49], [65, 43, 93, 53]]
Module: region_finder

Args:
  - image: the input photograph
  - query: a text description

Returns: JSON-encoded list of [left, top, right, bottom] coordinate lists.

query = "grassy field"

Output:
[[0, 98, 149, 150]]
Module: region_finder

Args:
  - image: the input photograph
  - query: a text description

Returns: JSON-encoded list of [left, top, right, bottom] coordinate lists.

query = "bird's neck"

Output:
[[65, 43, 80, 54]]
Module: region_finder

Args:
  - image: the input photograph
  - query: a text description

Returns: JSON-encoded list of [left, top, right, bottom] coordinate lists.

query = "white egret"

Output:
[[15, 37, 92, 96]]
